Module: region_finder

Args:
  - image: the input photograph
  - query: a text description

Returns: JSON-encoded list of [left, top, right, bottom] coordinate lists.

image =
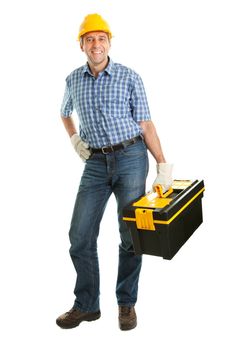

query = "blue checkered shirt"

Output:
[[60, 58, 151, 148]]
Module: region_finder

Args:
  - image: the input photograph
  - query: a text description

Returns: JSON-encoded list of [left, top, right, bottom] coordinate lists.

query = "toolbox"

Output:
[[123, 180, 205, 260]]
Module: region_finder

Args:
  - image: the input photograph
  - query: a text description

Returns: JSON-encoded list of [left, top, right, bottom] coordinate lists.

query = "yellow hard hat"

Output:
[[77, 13, 112, 41]]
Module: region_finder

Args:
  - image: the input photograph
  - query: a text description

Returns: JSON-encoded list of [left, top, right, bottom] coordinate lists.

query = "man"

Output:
[[56, 14, 173, 331]]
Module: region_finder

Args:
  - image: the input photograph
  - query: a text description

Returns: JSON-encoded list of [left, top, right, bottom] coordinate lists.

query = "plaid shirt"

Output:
[[60, 58, 151, 148]]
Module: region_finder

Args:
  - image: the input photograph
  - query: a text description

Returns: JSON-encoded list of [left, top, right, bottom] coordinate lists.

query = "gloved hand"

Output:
[[152, 163, 173, 193], [70, 133, 91, 162]]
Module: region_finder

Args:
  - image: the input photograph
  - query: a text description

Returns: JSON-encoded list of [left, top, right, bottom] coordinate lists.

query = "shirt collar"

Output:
[[82, 57, 115, 77], [104, 58, 114, 75]]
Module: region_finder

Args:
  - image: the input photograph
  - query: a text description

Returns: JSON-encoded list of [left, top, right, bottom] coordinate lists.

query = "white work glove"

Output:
[[152, 163, 173, 193], [70, 133, 91, 162]]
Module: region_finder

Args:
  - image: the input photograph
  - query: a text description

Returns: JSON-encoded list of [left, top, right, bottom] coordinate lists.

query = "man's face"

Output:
[[80, 31, 111, 67]]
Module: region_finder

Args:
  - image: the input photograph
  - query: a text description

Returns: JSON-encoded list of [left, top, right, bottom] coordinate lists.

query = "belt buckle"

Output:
[[101, 145, 114, 154]]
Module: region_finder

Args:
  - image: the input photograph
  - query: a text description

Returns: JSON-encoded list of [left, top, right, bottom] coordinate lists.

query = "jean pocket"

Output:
[[121, 141, 147, 157]]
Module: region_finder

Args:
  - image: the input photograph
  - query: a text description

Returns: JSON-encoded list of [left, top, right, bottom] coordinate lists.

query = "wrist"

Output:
[[70, 133, 80, 146], [70, 132, 78, 139], [157, 163, 173, 170]]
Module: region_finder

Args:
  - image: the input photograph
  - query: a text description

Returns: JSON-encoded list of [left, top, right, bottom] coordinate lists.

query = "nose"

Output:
[[92, 38, 101, 47]]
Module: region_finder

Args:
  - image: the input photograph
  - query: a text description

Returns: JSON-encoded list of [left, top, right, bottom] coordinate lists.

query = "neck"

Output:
[[88, 57, 109, 77]]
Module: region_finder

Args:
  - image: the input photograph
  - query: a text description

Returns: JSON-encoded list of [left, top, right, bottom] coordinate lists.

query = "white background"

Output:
[[0, 0, 232, 349]]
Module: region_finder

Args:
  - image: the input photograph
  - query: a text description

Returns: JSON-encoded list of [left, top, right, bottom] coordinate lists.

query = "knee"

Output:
[[69, 233, 97, 260]]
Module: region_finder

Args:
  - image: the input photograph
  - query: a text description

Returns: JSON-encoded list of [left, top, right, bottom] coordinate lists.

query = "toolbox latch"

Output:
[[135, 208, 155, 231]]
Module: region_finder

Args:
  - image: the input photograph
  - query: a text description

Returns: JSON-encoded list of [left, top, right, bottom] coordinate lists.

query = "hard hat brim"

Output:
[[77, 30, 112, 41]]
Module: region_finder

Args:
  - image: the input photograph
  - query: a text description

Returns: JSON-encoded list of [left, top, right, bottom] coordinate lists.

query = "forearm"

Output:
[[61, 116, 77, 137], [140, 120, 166, 163]]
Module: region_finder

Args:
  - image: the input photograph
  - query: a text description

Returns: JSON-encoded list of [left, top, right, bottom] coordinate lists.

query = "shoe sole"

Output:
[[56, 312, 101, 329], [119, 321, 137, 331]]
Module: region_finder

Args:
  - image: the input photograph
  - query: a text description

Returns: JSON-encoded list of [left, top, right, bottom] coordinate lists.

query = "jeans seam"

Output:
[[87, 189, 111, 312]]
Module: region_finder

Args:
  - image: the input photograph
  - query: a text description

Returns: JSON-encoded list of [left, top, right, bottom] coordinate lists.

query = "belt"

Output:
[[91, 135, 142, 154]]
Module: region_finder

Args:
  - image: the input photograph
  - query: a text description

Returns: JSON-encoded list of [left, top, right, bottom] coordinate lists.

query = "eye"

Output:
[[86, 37, 93, 43]]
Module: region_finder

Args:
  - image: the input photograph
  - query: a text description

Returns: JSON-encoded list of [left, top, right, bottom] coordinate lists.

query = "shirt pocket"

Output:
[[101, 97, 130, 118]]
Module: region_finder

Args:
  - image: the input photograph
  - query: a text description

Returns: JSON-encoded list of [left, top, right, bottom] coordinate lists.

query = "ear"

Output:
[[108, 35, 111, 48], [80, 42, 84, 52]]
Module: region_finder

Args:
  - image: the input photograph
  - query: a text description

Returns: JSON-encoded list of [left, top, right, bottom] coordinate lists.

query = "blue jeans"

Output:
[[69, 138, 149, 312]]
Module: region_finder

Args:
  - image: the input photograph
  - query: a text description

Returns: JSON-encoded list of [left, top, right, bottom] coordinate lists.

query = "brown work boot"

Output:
[[56, 308, 101, 329], [118, 306, 137, 331]]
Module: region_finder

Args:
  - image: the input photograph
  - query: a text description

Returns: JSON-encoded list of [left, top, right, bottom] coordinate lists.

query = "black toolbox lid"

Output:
[[123, 179, 205, 222]]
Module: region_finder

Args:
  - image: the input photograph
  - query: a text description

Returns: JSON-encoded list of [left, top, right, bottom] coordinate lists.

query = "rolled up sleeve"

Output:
[[130, 73, 151, 122], [60, 81, 73, 117]]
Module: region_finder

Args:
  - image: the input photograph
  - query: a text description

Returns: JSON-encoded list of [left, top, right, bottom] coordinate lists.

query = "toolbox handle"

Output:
[[154, 184, 173, 198]]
